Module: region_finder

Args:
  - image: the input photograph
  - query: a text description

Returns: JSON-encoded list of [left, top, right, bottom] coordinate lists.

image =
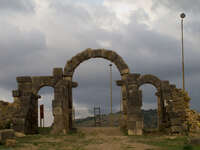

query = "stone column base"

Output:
[[128, 128, 143, 135]]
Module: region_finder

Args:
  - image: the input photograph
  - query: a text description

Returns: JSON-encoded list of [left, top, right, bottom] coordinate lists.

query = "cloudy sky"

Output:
[[0, 0, 200, 122]]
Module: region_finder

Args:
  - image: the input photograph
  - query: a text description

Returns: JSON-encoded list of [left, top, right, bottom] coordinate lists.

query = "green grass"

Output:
[[0, 145, 12, 150], [38, 127, 52, 134], [128, 135, 200, 150]]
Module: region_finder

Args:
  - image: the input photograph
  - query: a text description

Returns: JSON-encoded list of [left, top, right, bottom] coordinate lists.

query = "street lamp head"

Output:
[[180, 13, 186, 19]]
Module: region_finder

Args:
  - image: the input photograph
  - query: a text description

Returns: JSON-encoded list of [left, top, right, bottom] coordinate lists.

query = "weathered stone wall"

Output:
[[164, 88, 191, 134], [167, 89, 200, 133], [186, 109, 200, 132], [0, 101, 18, 129]]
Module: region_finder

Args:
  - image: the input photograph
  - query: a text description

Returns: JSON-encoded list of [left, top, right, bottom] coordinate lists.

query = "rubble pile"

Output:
[[0, 100, 19, 129], [166, 88, 190, 134], [166, 89, 200, 134], [186, 109, 200, 132]]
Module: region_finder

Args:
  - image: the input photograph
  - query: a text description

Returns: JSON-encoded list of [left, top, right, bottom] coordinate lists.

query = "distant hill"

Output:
[[75, 109, 157, 129]]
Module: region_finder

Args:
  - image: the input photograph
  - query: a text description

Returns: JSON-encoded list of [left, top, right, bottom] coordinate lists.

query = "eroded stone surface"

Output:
[[0, 129, 15, 144]]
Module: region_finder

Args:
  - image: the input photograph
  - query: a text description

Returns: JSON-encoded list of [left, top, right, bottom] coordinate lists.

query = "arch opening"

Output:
[[140, 84, 158, 131], [72, 58, 122, 128], [37, 86, 54, 132]]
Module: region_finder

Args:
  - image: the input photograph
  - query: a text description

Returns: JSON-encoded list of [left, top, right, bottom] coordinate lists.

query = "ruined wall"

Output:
[[164, 88, 200, 134], [0, 100, 20, 129], [186, 109, 200, 132]]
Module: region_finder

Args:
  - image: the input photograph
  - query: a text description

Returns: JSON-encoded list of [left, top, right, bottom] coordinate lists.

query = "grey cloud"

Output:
[[152, 0, 200, 13], [0, 23, 47, 90], [0, 0, 35, 13]]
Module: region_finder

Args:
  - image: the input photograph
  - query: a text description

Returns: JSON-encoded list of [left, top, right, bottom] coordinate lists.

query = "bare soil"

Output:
[[3, 127, 162, 150]]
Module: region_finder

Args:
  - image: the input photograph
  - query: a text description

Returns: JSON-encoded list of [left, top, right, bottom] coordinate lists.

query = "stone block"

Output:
[[72, 82, 78, 88], [5, 139, 16, 147], [129, 73, 141, 80], [100, 49, 108, 58], [81, 49, 90, 60], [12, 118, 25, 132], [53, 68, 63, 78], [171, 126, 183, 133], [12, 90, 20, 97], [75, 53, 85, 62], [53, 107, 63, 115], [116, 80, 124, 86], [121, 86, 127, 99], [170, 118, 182, 126], [189, 137, 200, 145], [93, 49, 102, 58], [14, 132, 25, 138], [16, 76, 32, 83], [121, 68, 130, 75], [107, 51, 118, 62], [0, 129, 15, 144], [52, 99, 63, 107], [127, 120, 143, 135]]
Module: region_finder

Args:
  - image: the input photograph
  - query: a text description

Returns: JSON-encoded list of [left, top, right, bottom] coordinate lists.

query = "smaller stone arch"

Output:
[[137, 74, 162, 90], [31, 76, 56, 95], [136, 74, 164, 131], [64, 48, 130, 77]]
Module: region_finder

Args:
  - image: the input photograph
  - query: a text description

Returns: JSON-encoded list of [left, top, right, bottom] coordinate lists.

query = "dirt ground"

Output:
[[78, 127, 158, 150], [10, 127, 158, 150]]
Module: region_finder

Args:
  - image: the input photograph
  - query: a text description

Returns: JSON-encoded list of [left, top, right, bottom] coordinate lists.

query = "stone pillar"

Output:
[[51, 67, 78, 134], [63, 75, 73, 132], [160, 81, 171, 133], [51, 68, 70, 134], [116, 74, 129, 130], [12, 76, 39, 134], [52, 80, 69, 134], [127, 84, 143, 135], [155, 90, 163, 131], [117, 73, 143, 135]]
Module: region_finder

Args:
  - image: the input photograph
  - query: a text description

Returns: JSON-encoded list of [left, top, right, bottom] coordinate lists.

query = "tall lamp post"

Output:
[[109, 64, 113, 114], [180, 13, 186, 91]]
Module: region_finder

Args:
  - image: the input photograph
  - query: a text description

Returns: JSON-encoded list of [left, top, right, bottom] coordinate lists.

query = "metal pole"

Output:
[[180, 13, 186, 91], [109, 64, 112, 114], [120, 97, 121, 113]]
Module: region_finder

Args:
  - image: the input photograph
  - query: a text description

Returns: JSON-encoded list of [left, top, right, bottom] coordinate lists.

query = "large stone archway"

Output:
[[63, 48, 131, 133], [64, 48, 130, 77]]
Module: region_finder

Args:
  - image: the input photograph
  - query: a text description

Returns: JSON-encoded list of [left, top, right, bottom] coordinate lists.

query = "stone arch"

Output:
[[137, 74, 164, 130], [64, 48, 130, 77], [31, 76, 56, 95], [63, 48, 130, 132], [137, 74, 162, 90]]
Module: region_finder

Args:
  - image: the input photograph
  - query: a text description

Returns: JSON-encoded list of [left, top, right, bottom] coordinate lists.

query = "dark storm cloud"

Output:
[[0, 23, 47, 90], [152, 0, 200, 13], [0, 0, 35, 13]]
